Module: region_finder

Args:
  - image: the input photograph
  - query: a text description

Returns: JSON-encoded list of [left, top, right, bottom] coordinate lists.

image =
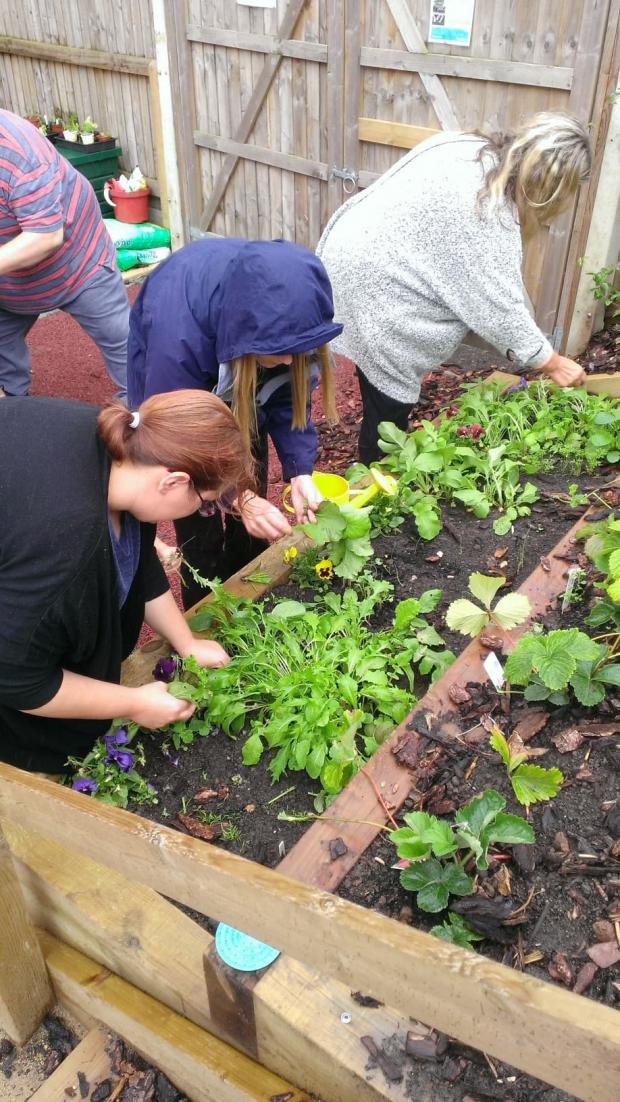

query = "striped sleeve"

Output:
[[8, 158, 64, 233]]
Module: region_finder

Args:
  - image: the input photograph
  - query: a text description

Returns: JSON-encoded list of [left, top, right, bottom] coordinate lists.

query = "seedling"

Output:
[[487, 720, 563, 807], [430, 913, 484, 949], [445, 573, 531, 638], [391, 790, 534, 913]]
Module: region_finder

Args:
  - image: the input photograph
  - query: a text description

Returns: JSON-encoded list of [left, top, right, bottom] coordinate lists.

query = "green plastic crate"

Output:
[[58, 145, 123, 184]]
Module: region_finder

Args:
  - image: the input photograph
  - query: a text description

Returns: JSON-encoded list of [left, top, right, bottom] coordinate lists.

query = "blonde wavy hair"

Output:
[[231, 345, 338, 452], [477, 112, 591, 237]]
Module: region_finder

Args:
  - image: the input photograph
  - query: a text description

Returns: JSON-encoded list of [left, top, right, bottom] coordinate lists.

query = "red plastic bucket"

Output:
[[104, 179, 150, 223]]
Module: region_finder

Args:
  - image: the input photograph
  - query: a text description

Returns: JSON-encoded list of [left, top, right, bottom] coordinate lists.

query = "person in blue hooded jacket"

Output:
[[127, 238, 343, 607]]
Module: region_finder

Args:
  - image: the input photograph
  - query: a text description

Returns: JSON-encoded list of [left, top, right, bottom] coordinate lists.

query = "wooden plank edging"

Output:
[[39, 930, 308, 1102], [0, 766, 618, 1101]]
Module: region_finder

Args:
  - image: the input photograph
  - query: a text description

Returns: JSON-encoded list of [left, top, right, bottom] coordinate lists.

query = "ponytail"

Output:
[[97, 389, 254, 496]]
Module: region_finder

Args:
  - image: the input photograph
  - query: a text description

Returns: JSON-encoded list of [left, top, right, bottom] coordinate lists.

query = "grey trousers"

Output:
[[0, 262, 129, 401]]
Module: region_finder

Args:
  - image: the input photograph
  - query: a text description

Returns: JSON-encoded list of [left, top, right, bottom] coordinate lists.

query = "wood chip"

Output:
[[592, 920, 615, 943], [494, 547, 508, 559], [540, 556, 551, 571], [575, 764, 594, 781], [175, 814, 225, 841], [329, 837, 348, 861], [587, 941, 620, 968], [552, 728, 585, 754], [522, 949, 544, 965], [478, 629, 504, 650], [511, 710, 549, 743], [448, 684, 472, 705], [193, 784, 229, 801], [573, 962, 599, 995], [547, 951, 573, 986]]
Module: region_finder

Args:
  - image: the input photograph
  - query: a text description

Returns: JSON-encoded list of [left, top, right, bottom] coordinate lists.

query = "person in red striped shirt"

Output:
[[0, 108, 128, 400]]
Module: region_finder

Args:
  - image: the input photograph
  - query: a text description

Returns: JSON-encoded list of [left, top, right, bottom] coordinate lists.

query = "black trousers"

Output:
[[356, 366, 413, 465], [174, 433, 269, 611]]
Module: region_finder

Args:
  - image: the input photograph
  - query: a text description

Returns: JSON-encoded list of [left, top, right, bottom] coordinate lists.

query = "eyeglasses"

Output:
[[192, 482, 237, 516]]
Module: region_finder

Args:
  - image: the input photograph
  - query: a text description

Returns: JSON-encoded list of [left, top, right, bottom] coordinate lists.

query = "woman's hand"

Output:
[[538, 351, 586, 388], [290, 474, 323, 523], [177, 638, 230, 668], [129, 681, 195, 728], [239, 492, 291, 540]]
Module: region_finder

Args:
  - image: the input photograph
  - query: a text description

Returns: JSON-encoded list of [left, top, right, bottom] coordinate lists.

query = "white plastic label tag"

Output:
[[483, 651, 505, 691], [561, 566, 583, 614]]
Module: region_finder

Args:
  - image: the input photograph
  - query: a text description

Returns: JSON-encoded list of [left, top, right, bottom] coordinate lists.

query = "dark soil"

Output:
[[132, 467, 616, 867]]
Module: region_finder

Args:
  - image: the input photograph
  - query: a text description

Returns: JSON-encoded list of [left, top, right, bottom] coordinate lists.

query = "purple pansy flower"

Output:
[[105, 747, 134, 772], [104, 728, 129, 754], [153, 656, 178, 683], [503, 377, 528, 397], [72, 777, 98, 795]]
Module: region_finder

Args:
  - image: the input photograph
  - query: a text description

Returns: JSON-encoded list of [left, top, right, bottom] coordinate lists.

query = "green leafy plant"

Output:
[[66, 727, 156, 808], [171, 577, 455, 798], [80, 115, 98, 133], [375, 380, 620, 541], [589, 261, 620, 331], [445, 573, 531, 638], [301, 501, 374, 579], [391, 790, 534, 913], [487, 721, 563, 807], [504, 627, 620, 706], [430, 913, 484, 949]]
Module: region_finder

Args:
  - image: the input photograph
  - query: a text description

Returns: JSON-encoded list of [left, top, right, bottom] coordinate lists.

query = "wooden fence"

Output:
[[0, 2, 619, 342]]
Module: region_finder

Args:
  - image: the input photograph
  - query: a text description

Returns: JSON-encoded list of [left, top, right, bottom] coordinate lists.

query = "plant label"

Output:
[[483, 651, 505, 691], [561, 566, 584, 614]]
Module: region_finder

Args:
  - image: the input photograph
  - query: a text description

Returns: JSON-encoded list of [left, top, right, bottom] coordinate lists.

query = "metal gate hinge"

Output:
[[331, 166, 358, 193]]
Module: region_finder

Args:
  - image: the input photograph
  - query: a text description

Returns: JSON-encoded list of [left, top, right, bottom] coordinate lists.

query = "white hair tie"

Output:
[[129, 411, 140, 429]]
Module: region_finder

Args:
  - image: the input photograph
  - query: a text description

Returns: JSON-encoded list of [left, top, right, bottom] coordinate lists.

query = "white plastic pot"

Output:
[[63, 130, 79, 142], [80, 132, 95, 145]]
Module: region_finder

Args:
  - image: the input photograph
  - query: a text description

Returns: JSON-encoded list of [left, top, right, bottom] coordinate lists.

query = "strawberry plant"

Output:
[[504, 627, 620, 706], [391, 790, 534, 912], [487, 721, 563, 807], [445, 573, 531, 638]]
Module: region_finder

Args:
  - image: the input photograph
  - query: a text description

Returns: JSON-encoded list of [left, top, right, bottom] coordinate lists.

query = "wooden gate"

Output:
[[161, 0, 620, 347]]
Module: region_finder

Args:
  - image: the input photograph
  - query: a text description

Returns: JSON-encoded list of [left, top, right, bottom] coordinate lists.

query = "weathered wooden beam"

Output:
[[194, 131, 329, 180], [199, 0, 309, 231], [40, 930, 308, 1102], [0, 821, 52, 1043], [360, 46, 573, 90], [384, 0, 459, 130], [6, 821, 416, 1101], [0, 35, 150, 77], [29, 1028, 113, 1102], [1, 767, 619, 1100], [3, 820, 214, 1031], [359, 116, 438, 149], [186, 24, 327, 63]]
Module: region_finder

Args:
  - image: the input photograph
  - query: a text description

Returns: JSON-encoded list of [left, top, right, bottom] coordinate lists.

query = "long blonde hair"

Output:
[[477, 112, 591, 237], [231, 345, 338, 451]]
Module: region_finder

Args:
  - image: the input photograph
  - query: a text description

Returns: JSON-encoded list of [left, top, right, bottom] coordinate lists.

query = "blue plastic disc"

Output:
[[215, 923, 281, 971]]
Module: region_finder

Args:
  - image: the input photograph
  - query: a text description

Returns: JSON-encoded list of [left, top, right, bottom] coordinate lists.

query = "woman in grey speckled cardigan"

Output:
[[317, 113, 590, 463]]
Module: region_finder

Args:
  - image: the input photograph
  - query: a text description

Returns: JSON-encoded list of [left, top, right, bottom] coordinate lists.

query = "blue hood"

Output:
[[213, 240, 343, 363]]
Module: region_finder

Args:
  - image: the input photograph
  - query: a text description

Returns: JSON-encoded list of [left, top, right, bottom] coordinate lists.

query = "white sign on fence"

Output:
[[428, 0, 475, 46]]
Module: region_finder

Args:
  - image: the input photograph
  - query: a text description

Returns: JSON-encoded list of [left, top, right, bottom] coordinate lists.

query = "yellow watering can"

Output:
[[282, 471, 350, 512], [349, 468, 398, 509], [282, 468, 397, 512]]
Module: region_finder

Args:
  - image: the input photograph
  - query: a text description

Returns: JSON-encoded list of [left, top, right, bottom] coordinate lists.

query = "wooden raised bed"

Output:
[[2, 373, 620, 1102]]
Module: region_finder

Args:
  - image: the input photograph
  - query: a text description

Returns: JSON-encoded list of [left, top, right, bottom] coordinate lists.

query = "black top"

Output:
[[0, 397, 168, 772]]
